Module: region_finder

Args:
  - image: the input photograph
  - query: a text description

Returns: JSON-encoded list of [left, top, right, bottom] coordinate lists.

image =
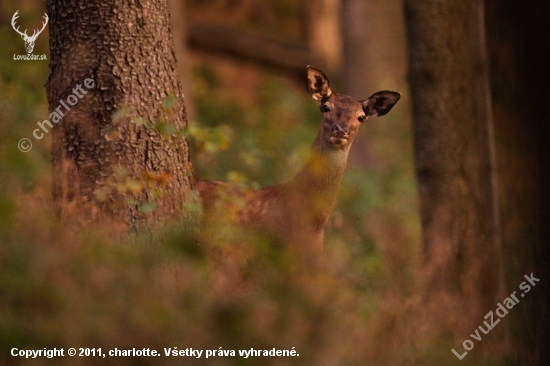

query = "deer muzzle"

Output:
[[330, 122, 350, 145]]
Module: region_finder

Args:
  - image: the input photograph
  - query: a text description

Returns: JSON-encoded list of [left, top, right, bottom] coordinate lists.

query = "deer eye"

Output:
[[322, 105, 330, 113], [358, 115, 366, 122]]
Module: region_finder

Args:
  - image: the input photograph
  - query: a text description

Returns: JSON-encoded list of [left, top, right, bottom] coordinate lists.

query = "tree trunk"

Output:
[[404, 0, 505, 342], [306, 0, 342, 73], [46, 0, 195, 232], [340, 0, 411, 165], [341, 0, 408, 95], [339, 0, 418, 287], [485, 0, 550, 364]]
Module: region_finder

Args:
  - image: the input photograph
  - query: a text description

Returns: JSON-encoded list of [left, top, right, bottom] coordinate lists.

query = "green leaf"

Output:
[[139, 202, 157, 214]]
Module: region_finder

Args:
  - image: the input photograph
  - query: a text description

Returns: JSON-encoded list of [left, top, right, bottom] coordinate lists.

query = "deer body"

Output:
[[198, 66, 400, 250]]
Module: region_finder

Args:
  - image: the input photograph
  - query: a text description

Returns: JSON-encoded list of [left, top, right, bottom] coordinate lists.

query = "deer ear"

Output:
[[362, 91, 401, 117], [306, 65, 332, 100]]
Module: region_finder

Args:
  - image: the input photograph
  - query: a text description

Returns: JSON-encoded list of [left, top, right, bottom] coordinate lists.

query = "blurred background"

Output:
[[0, 0, 548, 365]]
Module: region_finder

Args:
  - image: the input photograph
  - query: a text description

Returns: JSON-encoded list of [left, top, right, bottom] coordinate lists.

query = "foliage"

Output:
[[0, 5, 508, 366]]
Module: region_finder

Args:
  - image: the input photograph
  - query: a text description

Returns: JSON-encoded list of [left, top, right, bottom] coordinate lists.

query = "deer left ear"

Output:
[[362, 91, 401, 117], [306, 65, 332, 100]]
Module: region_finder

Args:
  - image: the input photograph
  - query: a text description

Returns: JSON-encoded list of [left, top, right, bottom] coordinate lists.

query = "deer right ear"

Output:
[[306, 65, 332, 100], [362, 91, 401, 117]]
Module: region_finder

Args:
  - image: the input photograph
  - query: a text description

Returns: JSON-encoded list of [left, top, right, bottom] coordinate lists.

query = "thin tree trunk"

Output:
[[404, 0, 505, 343], [341, 0, 407, 95], [340, 0, 411, 164], [46, 0, 195, 232], [339, 0, 417, 284], [306, 0, 342, 73]]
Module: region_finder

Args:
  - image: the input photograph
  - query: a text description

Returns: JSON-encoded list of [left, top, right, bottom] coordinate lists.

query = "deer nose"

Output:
[[331, 123, 349, 136]]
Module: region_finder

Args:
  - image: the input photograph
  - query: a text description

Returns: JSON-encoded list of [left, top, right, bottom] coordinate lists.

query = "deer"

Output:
[[11, 10, 49, 54], [197, 66, 400, 251]]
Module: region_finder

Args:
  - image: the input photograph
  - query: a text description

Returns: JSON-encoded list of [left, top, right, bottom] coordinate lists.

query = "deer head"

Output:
[[306, 65, 401, 151], [11, 11, 49, 54]]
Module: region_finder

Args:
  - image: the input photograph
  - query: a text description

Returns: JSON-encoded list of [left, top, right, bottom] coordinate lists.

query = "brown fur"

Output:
[[197, 66, 400, 251]]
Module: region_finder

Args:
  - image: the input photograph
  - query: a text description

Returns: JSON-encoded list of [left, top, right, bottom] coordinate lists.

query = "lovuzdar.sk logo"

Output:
[[11, 10, 48, 61]]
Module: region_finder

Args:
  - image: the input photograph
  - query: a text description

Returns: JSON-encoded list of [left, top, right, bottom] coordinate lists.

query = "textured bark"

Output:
[[404, 0, 505, 335], [46, 0, 195, 231]]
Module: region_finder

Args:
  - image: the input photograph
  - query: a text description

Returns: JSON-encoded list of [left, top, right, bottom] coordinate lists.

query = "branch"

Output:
[[187, 21, 324, 76]]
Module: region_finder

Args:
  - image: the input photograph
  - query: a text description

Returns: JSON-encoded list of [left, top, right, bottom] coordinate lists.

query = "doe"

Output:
[[198, 66, 400, 251]]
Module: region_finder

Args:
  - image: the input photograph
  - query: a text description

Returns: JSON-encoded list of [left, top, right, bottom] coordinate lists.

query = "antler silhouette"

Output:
[[11, 11, 49, 53], [11, 11, 27, 38], [31, 13, 49, 40]]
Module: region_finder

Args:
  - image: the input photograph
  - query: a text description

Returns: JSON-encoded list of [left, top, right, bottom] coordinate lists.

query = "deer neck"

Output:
[[286, 134, 351, 218]]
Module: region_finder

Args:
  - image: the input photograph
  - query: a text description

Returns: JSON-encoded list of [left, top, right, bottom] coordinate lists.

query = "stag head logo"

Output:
[[11, 10, 48, 54]]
